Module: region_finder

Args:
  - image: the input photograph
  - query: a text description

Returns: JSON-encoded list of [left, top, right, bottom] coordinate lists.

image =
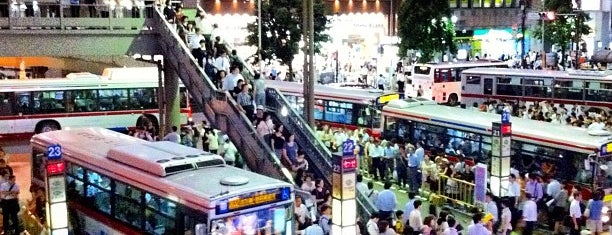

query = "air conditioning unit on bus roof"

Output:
[[107, 142, 225, 177]]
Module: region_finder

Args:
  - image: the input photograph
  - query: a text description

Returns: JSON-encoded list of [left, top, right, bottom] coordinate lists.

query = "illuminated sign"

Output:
[[216, 187, 291, 214], [342, 158, 357, 171], [46, 162, 65, 175], [601, 142, 612, 157], [376, 94, 400, 105]]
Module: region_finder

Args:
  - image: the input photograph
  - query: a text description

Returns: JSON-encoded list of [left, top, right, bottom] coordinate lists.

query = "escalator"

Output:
[[152, 9, 294, 184], [153, 7, 375, 219]]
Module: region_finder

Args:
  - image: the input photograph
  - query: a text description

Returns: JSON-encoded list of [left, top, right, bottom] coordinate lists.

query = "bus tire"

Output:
[[448, 93, 459, 105], [35, 120, 61, 134]]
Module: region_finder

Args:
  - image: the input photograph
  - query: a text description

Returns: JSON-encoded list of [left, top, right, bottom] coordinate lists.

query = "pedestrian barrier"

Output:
[[433, 174, 477, 209]]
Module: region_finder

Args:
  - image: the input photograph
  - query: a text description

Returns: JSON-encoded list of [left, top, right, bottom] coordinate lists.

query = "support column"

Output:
[[302, 0, 315, 128], [164, 64, 182, 131], [490, 113, 512, 197], [331, 139, 358, 234]]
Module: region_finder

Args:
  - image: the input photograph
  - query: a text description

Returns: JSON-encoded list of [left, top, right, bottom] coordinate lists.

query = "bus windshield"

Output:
[[210, 205, 290, 235]]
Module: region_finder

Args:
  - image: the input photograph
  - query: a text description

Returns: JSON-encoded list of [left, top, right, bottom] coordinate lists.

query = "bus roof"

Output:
[[0, 67, 166, 92], [413, 60, 510, 69], [461, 68, 612, 81], [383, 100, 609, 153], [265, 80, 397, 105], [31, 128, 291, 210]]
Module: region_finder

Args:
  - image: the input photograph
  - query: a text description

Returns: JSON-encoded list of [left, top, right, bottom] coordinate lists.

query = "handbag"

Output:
[[583, 199, 592, 218]]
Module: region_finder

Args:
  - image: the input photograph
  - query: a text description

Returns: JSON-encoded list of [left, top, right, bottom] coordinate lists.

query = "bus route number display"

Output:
[[216, 187, 290, 214], [47, 144, 63, 161]]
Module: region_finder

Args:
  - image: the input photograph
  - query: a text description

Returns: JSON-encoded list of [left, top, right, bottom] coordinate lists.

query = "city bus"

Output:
[[382, 99, 610, 195], [408, 60, 510, 104], [460, 67, 612, 112], [0, 67, 190, 140], [265, 80, 403, 136], [31, 127, 294, 235]]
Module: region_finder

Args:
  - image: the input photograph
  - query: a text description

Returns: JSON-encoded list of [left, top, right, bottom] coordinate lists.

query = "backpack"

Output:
[[192, 127, 201, 138]]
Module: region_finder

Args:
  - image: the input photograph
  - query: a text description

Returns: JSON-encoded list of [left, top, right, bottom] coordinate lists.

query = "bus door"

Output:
[[483, 77, 494, 96]]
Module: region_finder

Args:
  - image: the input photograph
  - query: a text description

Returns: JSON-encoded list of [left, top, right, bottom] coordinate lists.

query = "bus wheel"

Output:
[[35, 120, 60, 134], [448, 93, 459, 105]]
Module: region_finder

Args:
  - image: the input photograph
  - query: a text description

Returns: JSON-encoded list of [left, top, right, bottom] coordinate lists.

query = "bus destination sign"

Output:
[[216, 187, 291, 214], [377, 94, 400, 105]]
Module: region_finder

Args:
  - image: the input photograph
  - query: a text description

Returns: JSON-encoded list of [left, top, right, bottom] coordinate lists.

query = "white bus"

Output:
[[0, 67, 190, 140], [460, 68, 612, 112], [381, 99, 610, 194], [31, 127, 294, 235], [265, 80, 403, 137], [408, 60, 509, 104]]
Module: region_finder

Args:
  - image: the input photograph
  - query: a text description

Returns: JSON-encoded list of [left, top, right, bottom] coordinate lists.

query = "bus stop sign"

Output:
[[47, 144, 63, 160]]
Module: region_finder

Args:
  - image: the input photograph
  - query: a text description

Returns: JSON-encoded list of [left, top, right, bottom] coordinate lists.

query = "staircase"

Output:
[[152, 8, 294, 184]]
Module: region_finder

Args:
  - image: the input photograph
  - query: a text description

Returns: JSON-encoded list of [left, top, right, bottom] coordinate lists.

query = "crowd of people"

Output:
[[470, 98, 611, 131]]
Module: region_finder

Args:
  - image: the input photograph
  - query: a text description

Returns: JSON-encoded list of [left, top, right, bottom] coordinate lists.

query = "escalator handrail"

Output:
[[153, 7, 294, 185]]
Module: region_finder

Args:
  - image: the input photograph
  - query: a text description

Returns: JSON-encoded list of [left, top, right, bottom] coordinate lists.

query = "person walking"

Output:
[[569, 191, 582, 235], [522, 193, 538, 235], [1, 175, 20, 235], [587, 190, 604, 235]]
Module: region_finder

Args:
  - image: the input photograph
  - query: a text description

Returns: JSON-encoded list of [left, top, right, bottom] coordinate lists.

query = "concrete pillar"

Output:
[[164, 65, 182, 131]]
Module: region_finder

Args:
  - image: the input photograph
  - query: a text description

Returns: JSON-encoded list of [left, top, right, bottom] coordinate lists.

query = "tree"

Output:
[[397, 0, 457, 63], [532, 0, 590, 68], [246, 0, 330, 79]]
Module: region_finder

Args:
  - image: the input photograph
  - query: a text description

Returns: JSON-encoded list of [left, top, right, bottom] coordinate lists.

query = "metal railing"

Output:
[[265, 87, 332, 186], [22, 208, 45, 235], [152, 7, 294, 184], [356, 188, 377, 219], [0, 3, 155, 30], [433, 174, 476, 209]]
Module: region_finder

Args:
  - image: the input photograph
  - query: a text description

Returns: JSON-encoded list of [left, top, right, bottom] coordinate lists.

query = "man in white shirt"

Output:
[[408, 200, 423, 234], [162, 126, 180, 143], [366, 212, 380, 235], [356, 174, 368, 195], [506, 174, 521, 206], [485, 192, 498, 223], [214, 51, 231, 74], [1, 175, 19, 234], [188, 28, 205, 50], [368, 140, 385, 181], [294, 197, 311, 230], [522, 193, 538, 235], [403, 192, 417, 225], [569, 191, 582, 235], [222, 65, 243, 92], [547, 178, 561, 199]]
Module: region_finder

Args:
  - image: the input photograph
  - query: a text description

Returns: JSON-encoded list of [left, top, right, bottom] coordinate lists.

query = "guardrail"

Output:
[[356, 188, 377, 219], [0, 3, 154, 30], [22, 208, 45, 235], [433, 174, 476, 208]]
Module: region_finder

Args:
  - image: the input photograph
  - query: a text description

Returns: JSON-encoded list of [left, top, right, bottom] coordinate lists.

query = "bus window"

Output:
[[585, 82, 612, 102], [553, 80, 584, 101], [73, 90, 98, 112], [523, 78, 552, 98], [115, 181, 144, 227], [33, 91, 66, 113], [0, 93, 14, 116], [496, 77, 522, 96], [86, 171, 112, 214], [99, 89, 129, 111], [414, 66, 431, 75], [323, 100, 353, 124], [465, 76, 480, 85], [131, 88, 157, 109], [15, 92, 31, 114], [179, 88, 188, 109], [144, 192, 177, 234]]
